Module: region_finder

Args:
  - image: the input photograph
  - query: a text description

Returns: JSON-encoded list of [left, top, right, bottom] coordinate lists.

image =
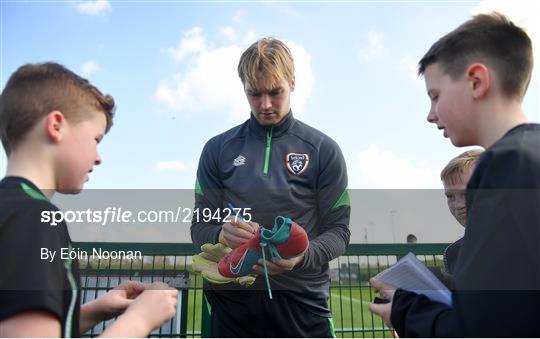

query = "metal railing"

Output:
[[331, 244, 447, 338], [75, 242, 448, 338]]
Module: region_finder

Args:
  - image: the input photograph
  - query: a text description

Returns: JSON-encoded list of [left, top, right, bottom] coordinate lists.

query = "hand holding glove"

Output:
[[192, 243, 256, 286]]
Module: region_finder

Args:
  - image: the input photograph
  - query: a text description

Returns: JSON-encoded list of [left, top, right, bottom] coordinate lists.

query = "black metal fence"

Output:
[[76, 242, 447, 338]]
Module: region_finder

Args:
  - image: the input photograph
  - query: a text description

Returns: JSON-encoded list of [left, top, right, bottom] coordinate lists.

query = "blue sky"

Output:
[[1, 0, 538, 190]]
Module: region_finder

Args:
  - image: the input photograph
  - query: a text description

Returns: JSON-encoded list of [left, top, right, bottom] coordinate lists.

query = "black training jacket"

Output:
[[391, 123, 540, 337], [191, 111, 351, 316]]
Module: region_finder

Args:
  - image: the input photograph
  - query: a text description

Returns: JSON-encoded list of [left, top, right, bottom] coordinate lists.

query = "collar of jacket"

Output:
[[248, 110, 295, 139]]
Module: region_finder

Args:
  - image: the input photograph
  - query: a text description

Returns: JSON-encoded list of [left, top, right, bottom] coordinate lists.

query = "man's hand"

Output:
[[368, 276, 396, 328], [219, 220, 259, 249], [252, 252, 305, 276], [192, 243, 256, 286]]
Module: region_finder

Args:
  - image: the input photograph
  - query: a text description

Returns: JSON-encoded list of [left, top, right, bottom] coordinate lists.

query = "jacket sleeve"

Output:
[[453, 144, 540, 337], [391, 289, 457, 337], [190, 137, 224, 250], [0, 201, 68, 323], [296, 137, 351, 271], [390, 139, 540, 338]]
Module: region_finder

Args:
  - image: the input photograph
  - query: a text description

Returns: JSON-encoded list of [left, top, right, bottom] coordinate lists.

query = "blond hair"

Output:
[[237, 37, 294, 89], [441, 149, 484, 185]]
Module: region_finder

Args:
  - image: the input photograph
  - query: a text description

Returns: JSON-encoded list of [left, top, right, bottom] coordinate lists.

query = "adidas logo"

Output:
[[233, 155, 246, 167]]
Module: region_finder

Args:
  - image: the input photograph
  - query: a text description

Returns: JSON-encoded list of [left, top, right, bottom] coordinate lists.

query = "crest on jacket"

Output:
[[286, 153, 309, 175]]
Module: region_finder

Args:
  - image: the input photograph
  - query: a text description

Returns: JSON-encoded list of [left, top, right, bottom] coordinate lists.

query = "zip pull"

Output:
[[263, 128, 273, 176]]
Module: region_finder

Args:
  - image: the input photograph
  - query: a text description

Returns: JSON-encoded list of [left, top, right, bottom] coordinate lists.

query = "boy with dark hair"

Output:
[[0, 62, 178, 337], [369, 12, 540, 337]]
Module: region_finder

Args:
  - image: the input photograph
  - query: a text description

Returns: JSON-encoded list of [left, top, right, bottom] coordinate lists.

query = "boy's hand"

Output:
[[368, 276, 396, 328], [219, 220, 259, 249], [95, 281, 147, 321], [80, 280, 148, 332], [252, 252, 305, 276], [120, 282, 178, 333]]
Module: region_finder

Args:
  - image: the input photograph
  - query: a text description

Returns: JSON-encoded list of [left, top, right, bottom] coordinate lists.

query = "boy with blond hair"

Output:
[[369, 13, 540, 337], [0, 62, 177, 337], [440, 149, 483, 274], [192, 37, 350, 337]]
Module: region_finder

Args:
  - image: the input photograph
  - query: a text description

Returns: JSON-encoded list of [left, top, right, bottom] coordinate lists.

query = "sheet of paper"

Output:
[[377, 252, 452, 306]]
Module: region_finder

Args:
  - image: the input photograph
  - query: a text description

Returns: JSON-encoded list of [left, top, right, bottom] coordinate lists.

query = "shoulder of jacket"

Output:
[[205, 120, 250, 150], [289, 119, 337, 149]]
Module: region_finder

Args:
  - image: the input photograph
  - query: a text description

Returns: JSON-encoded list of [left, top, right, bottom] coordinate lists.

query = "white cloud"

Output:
[[285, 40, 314, 115], [217, 28, 255, 50], [155, 43, 247, 123], [163, 27, 206, 62], [242, 31, 256, 45], [76, 0, 111, 16], [81, 60, 101, 77], [155, 28, 315, 123], [356, 145, 441, 189], [220, 26, 237, 44], [154, 160, 197, 172], [358, 31, 384, 62]]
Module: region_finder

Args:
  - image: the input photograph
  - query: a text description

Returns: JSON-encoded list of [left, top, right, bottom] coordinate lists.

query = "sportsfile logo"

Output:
[[40, 206, 253, 226]]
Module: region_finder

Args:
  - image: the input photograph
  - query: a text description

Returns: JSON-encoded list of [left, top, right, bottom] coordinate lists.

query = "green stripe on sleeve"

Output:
[[63, 244, 78, 338], [332, 186, 350, 209], [328, 317, 337, 338], [195, 177, 203, 196]]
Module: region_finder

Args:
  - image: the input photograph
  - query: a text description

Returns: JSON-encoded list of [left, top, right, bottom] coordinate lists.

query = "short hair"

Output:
[[418, 12, 533, 100], [441, 149, 484, 185], [0, 62, 115, 156], [237, 37, 294, 90]]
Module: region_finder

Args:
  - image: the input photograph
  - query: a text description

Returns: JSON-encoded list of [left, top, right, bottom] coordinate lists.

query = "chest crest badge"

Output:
[[286, 153, 310, 175]]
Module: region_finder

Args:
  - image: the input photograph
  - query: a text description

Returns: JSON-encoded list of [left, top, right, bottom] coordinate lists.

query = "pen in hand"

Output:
[[373, 296, 390, 304], [227, 203, 255, 234], [227, 203, 245, 221]]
